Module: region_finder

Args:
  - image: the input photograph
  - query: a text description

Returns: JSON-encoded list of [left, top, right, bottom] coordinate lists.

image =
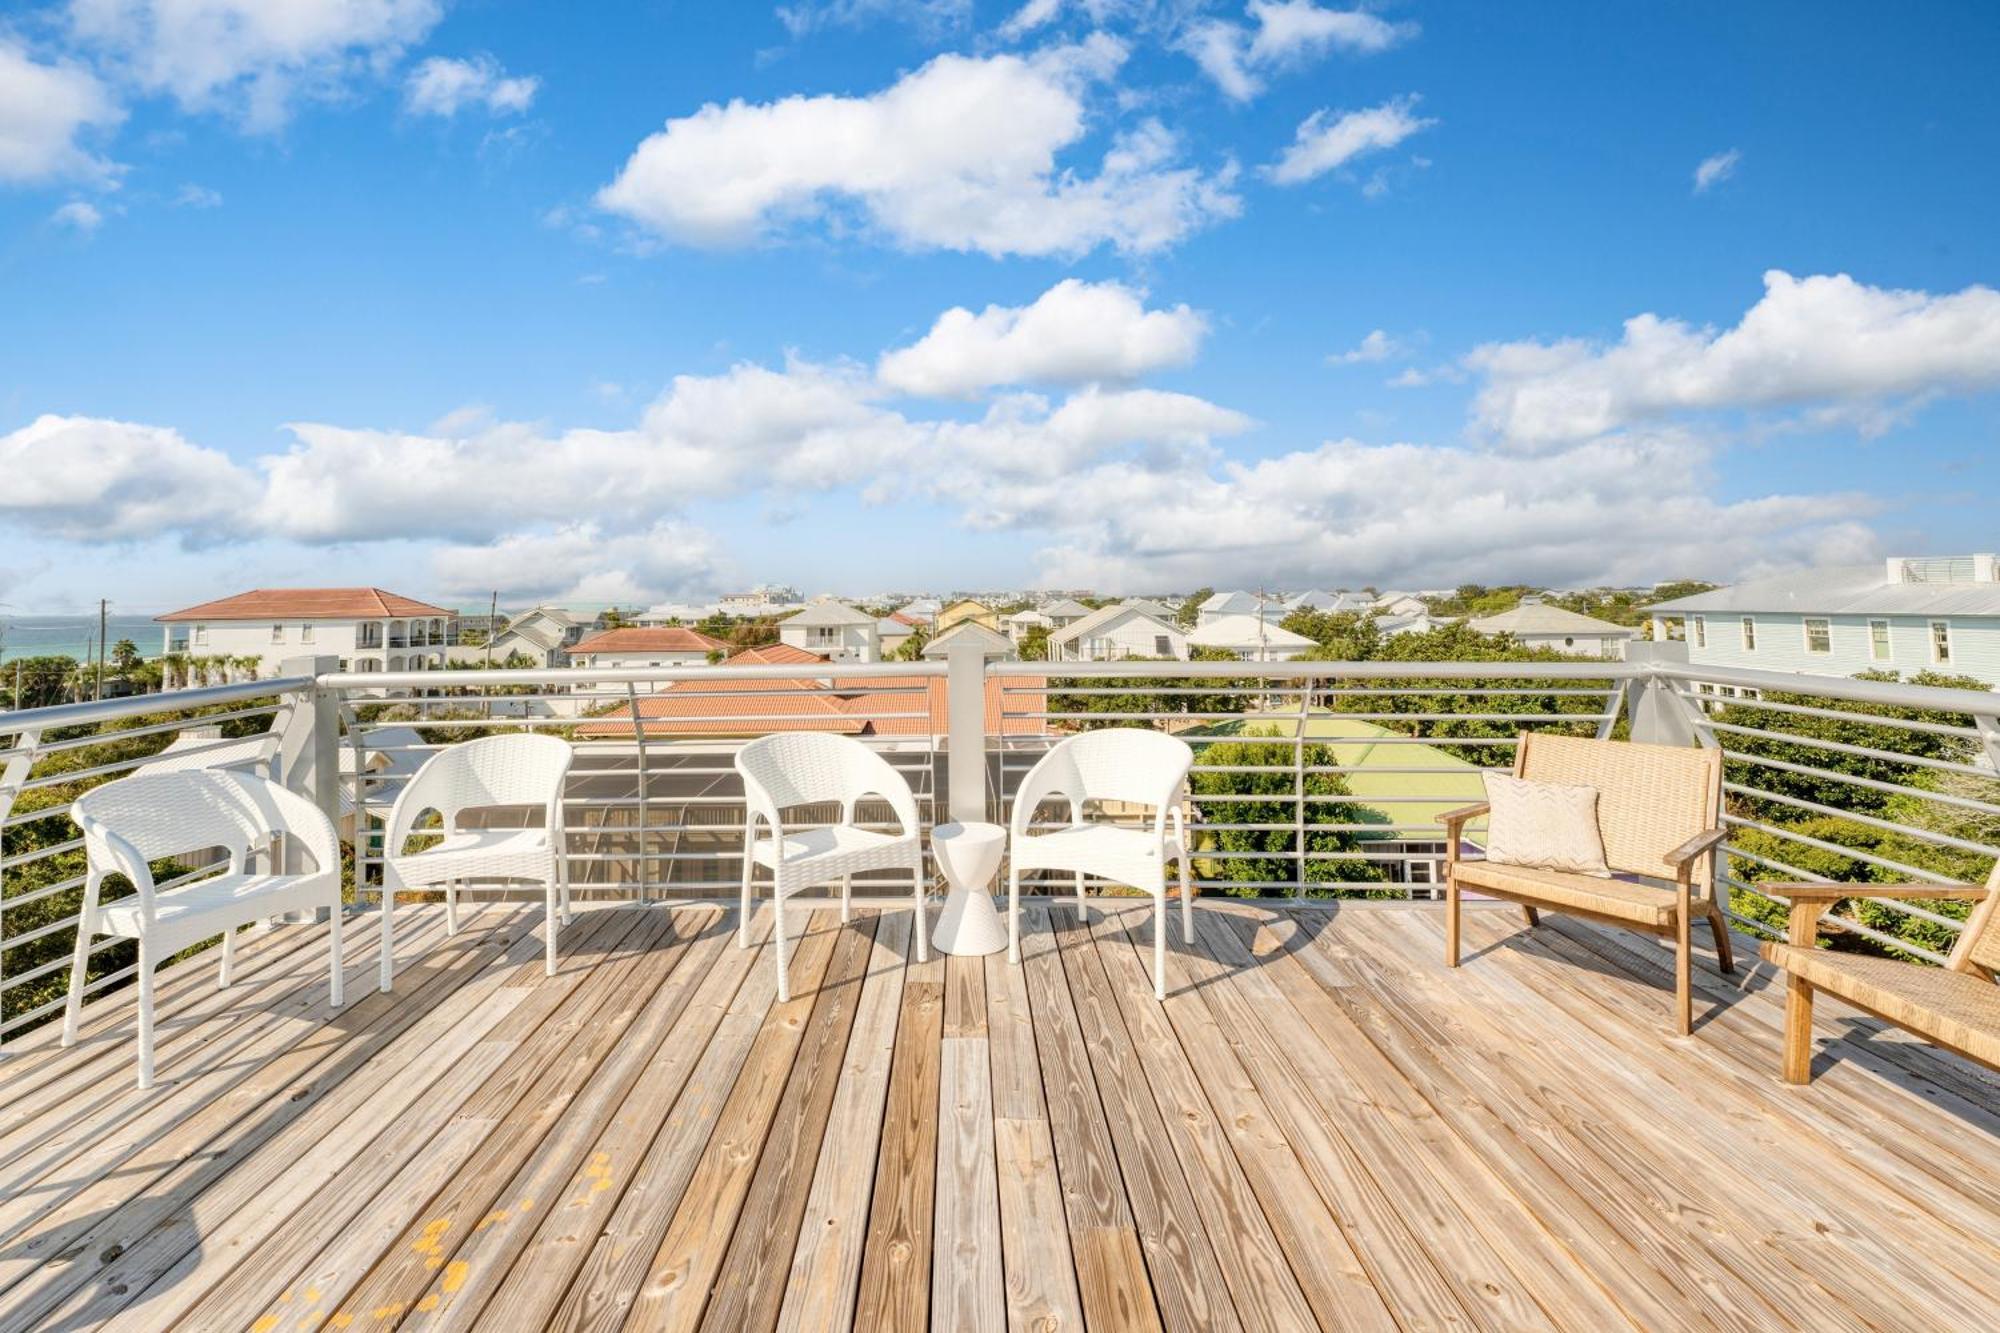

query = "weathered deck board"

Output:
[[0, 898, 1994, 1331]]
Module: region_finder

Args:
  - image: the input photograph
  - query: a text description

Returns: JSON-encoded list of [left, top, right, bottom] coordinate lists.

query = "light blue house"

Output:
[[1646, 556, 2000, 687]]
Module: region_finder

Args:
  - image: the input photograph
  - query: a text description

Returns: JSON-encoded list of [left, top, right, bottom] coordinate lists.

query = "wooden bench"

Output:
[[1442, 733, 1731, 1036], [1759, 864, 2000, 1083]]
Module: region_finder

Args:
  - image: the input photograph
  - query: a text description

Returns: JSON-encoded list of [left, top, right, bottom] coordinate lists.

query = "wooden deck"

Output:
[[1, 897, 1996, 1332]]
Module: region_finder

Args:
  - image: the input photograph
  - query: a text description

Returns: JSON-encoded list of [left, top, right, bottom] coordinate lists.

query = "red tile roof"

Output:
[[573, 645, 1047, 740], [570, 627, 729, 655], [157, 588, 453, 622]]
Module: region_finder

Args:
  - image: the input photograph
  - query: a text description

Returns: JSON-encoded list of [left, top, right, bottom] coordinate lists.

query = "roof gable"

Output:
[[158, 588, 453, 622]]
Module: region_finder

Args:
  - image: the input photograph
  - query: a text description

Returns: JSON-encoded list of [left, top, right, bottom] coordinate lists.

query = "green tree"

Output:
[[1188, 729, 1386, 894], [110, 639, 142, 674], [1018, 625, 1050, 661], [6, 656, 77, 709], [1176, 587, 1212, 630]]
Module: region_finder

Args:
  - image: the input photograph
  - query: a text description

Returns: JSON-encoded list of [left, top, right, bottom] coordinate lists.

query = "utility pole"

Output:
[[96, 598, 107, 701], [485, 591, 497, 670]]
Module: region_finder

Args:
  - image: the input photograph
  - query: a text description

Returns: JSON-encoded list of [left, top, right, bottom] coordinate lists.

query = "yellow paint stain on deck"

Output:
[[473, 1209, 509, 1231], [250, 1317, 278, 1333], [329, 1317, 354, 1330], [412, 1216, 453, 1269], [304, 1285, 322, 1304], [584, 1150, 614, 1194], [369, 1299, 407, 1320], [416, 1293, 441, 1312], [442, 1259, 470, 1294]]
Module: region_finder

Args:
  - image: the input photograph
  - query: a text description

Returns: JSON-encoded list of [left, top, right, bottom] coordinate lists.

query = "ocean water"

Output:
[[0, 615, 165, 664]]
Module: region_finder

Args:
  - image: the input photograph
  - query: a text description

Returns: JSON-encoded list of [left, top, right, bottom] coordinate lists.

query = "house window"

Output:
[[1153, 635, 1172, 656], [1868, 619, 1891, 662], [193, 624, 208, 646], [300, 623, 315, 643], [271, 624, 285, 644], [1803, 618, 1831, 654], [1931, 620, 1953, 664], [1692, 616, 1706, 648], [1740, 617, 1756, 651], [807, 627, 839, 648]]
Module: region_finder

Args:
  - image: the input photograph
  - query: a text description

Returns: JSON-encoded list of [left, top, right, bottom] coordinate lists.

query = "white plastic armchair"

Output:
[[67, 770, 343, 1090], [380, 733, 572, 990], [734, 733, 926, 1001], [1008, 728, 1195, 999]]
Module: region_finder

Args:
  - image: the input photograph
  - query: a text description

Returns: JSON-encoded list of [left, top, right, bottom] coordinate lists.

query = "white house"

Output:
[[1469, 599, 1634, 659], [1285, 589, 1374, 614], [1646, 555, 2000, 686], [1196, 590, 1284, 626], [1002, 607, 1053, 646], [779, 600, 881, 662], [158, 588, 454, 679], [893, 597, 942, 627], [1035, 598, 1093, 637], [487, 605, 587, 667], [1374, 591, 1431, 618], [1048, 600, 1186, 662], [1185, 615, 1316, 661]]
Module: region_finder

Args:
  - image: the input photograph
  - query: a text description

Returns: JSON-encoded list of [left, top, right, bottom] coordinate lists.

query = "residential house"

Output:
[[1469, 599, 1634, 659], [936, 598, 1000, 633], [877, 614, 920, 658], [1373, 590, 1432, 618], [1646, 555, 2000, 686], [1285, 589, 1375, 614], [717, 585, 803, 616], [1001, 607, 1052, 646], [1195, 590, 1284, 626], [778, 600, 881, 662], [1039, 598, 1092, 632], [893, 597, 942, 627], [486, 605, 588, 668], [1047, 600, 1186, 662], [157, 588, 454, 679], [573, 642, 1047, 744], [920, 621, 1015, 661], [1185, 615, 1316, 661], [567, 627, 728, 692]]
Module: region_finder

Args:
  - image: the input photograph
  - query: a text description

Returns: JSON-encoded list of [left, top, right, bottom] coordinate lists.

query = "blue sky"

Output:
[[2, 0, 1997, 612]]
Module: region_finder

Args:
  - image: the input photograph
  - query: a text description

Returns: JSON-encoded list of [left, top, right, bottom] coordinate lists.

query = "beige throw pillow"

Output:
[[1481, 773, 1612, 877]]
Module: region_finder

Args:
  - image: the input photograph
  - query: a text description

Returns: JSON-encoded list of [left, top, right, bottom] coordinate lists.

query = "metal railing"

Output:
[[4, 640, 1996, 1049]]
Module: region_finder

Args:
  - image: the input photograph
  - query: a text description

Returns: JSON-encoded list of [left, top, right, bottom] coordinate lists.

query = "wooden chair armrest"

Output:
[[1759, 881, 1992, 903], [1438, 802, 1489, 829], [1662, 826, 1728, 868]]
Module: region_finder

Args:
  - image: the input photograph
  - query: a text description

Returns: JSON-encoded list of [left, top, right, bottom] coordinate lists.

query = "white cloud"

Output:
[[50, 199, 104, 231], [1468, 270, 2000, 449], [1021, 431, 1878, 592], [1328, 329, 1402, 364], [1183, 2, 1413, 103], [1267, 95, 1434, 186], [0, 42, 124, 184], [596, 38, 1240, 257], [430, 521, 725, 604], [0, 415, 256, 539], [1693, 147, 1740, 194], [68, 0, 444, 131], [996, 0, 1063, 40], [775, 0, 971, 38], [404, 54, 539, 117], [878, 279, 1207, 397], [173, 182, 223, 207], [4, 275, 1940, 596]]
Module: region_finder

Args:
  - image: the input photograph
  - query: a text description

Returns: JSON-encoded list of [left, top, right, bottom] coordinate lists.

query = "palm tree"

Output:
[[110, 638, 141, 675], [160, 652, 188, 691], [234, 654, 263, 682]]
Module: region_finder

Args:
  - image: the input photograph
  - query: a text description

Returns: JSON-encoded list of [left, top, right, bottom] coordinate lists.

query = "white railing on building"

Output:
[[4, 642, 1997, 1050]]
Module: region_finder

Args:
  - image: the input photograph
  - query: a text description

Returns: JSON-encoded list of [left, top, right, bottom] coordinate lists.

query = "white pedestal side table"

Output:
[[929, 821, 1008, 957]]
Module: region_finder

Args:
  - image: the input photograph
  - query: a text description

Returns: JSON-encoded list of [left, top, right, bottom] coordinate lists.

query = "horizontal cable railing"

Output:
[[4, 648, 1994, 1046]]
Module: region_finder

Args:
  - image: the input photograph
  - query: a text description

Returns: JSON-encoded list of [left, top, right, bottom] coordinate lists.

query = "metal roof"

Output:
[[1469, 603, 1634, 637], [1646, 566, 2000, 617]]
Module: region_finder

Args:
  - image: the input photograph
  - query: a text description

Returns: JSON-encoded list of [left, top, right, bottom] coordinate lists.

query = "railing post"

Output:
[[942, 638, 1002, 826], [1622, 642, 1701, 748], [0, 724, 44, 1058], [275, 656, 341, 921]]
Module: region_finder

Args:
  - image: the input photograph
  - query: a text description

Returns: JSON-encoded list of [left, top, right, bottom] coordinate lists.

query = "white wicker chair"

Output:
[[734, 733, 927, 1001], [380, 733, 572, 990], [66, 770, 343, 1090], [1008, 729, 1195, 999]]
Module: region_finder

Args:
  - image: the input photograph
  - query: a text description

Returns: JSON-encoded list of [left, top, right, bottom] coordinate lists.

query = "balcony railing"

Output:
[[3, 644, 1997, 1047]]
